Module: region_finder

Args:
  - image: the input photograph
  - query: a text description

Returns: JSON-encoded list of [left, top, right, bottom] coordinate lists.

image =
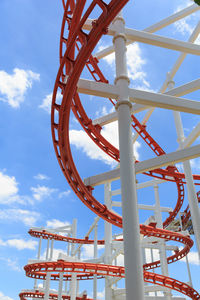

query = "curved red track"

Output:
[[21, 0, 200, 299]]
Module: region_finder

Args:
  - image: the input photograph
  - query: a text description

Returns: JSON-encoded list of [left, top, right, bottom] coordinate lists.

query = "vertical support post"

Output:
[[44, 238, 51, 291], [65, 240, 71, 294], [154, 184, 171, 299], [70, 219, 77, 300], [49, 239, 54, 260], [168, 77, 200, 259], [77, 248, 81, 296], [113, 12, 144, 300], [44, 273, 51, 300], [104, 182, 113, 300], [34, 236, 42, 289], [58, 272, 64, 300], [93, 222, 98, 300], [179, 213, 193, 287], [46, 238, 50, 260]]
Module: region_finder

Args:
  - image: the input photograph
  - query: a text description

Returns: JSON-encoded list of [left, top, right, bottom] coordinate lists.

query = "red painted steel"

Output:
[[21, 0, 200, 299], [19, 291, 92, 300]]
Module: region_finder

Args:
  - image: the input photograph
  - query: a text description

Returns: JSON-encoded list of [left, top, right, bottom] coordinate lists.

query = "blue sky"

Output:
[[0, 0, 200, 299]]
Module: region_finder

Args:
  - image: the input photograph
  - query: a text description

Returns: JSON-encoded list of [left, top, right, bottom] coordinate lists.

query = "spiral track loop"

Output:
[[21, 1, 200, 299]]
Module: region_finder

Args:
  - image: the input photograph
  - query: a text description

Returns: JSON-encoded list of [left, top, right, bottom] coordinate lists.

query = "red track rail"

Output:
[[24, 261, 200, 299], [21, 0, 200, 299], [19, 291, 92, 300], [28, 227, 193, 270]]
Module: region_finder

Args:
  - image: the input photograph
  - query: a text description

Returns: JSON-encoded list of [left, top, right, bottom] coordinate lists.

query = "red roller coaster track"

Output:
[[21, 0, 200, 299]]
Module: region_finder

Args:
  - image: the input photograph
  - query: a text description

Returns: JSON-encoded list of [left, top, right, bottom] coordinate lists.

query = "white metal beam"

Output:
[[92, 103, 148, 126], [94, 4, 200, 59], [112, 201, 173, 213], [84, 144, 200, 186], [77, 78, 200, 115], [181, 122, 200, 148], [124, 28, 200, 55], [92, 79, 200, 127]]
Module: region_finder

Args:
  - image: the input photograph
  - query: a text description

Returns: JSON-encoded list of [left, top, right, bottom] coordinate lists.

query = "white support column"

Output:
[[65, 241, 71, 294], [104, 182, 113, 300], [34, 236, 42, 289], [70, 219, 77, 300], [168, 78, 200, 259], [179, 213, 193, 287], [113, 12, 144, 300], [49, 239, 54, 260], [44, 273, 51, 300], [93, 223, 98, 300], [154, 184, 172, 300], [58, 272, 64, 300], [46, 238, 50, 260], [43, 238, 50, 290]]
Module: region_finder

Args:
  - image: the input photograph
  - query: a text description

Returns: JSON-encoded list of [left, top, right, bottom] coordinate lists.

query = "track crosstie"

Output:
[[21, 1, 200, 299]]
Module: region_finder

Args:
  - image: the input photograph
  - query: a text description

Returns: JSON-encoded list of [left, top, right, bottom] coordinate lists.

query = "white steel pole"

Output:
[[168, 78, 200, 258], [104, 182, 113, 300], [93, 223, 98, 300], [65, 240, 71, 294], [154, 184, 171, 299], [34, 236, 42, 289], [43, 238, 50, 291], [58, 272, 64, 300], [179, 213, 193, 287], [113, 12, 145, 300], [46, 238, 50, 260], [44, 272, 51, 300], [70, 219, 77, 300], [49, 239, 54, 260]]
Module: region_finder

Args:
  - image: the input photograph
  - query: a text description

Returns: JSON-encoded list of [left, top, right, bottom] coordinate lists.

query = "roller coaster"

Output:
[[20, 1, 200, 299]]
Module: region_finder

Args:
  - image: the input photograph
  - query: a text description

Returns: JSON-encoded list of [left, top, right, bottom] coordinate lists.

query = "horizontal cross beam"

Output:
[[84, 144, 200, 186], [77, 78, 200, 115]]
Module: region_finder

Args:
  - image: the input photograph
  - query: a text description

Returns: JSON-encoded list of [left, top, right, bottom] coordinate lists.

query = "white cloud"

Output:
[[58, 190, 71, 199], [0, 257, 21, 272], [0, 68, 39, 108], [180, 250, 200, 265], [0, 239, 37, 250], [0, 171, 19, 204], [70, 122, 140, 167], [176, 158, 200, 173], [31, 185, 57, 201], [34, 173, 50, 180], [0, 292, 14, 300], [173, 1, 200, 36], [46, 219, 70, 229], [0, 209, 40, 226], [40, 248, 67, 261], [82, 244, 104, 260], [39, 91, 62, 114], [95, 105, 115, 118], [97, 289, 105, 299]]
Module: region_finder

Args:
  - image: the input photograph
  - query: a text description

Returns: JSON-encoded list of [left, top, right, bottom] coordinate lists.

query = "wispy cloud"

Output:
[[34, 173, 50, 180], [0, 68, 39, 108], [39, 91, 62, 114], [0, 257, 21, 272], [0, 171, 19, 204], [0, 238, 37, 250], [70, 122, 140, 167], [58, 190, 71, 198], [46, 219, 70, 229], [0, 291, 14, 300], [0, 209, 40, 226], [31, 185, 57, 202]]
